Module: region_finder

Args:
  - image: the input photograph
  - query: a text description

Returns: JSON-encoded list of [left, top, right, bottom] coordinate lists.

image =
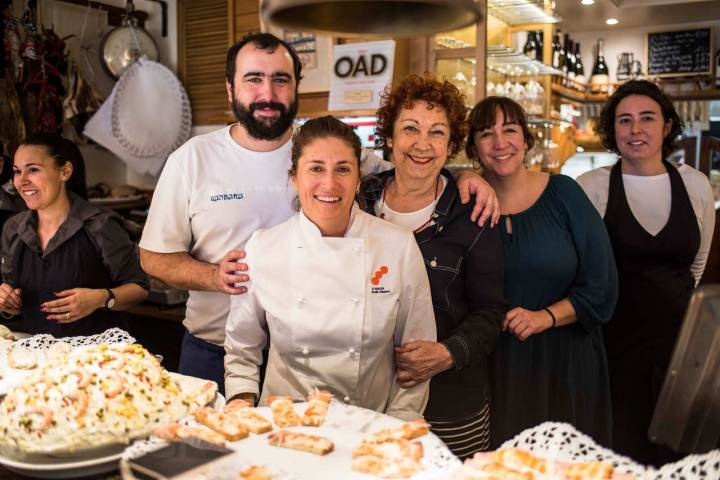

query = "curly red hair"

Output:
[[375, 74, 467, 156]]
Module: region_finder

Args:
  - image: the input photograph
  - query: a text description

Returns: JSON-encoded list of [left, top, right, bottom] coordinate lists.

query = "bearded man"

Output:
[[139, 33, 498, 390]]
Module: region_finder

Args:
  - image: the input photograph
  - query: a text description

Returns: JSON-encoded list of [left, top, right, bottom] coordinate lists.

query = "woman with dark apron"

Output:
[[0, 133, 149, 336], [578, 80, 715, 466]]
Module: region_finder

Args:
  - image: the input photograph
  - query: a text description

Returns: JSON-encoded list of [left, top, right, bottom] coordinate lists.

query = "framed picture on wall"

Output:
[[263, 23, 334, 93]]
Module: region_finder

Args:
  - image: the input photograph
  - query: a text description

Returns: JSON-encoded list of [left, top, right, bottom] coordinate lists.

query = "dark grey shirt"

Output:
[[1, 192, 149, 290]]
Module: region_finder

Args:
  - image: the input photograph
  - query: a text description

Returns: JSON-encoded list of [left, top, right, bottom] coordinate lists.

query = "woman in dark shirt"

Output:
[[0, 133, 149, 336], [466, 96, 617, 448], [360, 74, 506, 458]]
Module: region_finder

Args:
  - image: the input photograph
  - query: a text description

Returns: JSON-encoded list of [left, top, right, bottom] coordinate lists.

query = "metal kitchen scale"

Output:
[[99, 0, 158, 79]]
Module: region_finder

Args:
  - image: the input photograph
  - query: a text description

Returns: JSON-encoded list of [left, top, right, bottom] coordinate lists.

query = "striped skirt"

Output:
[[427, 403, 490, 460]]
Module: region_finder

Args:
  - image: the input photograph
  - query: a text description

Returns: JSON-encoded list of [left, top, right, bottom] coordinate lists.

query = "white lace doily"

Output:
[[500, 422, 720, 480], [13, 327, 136, 350], [123, 401, 459, 480], [111, 57, 192, 158]]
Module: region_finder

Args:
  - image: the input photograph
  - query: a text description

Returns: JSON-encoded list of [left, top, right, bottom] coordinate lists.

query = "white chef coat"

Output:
[[224, 207, 437, 421]]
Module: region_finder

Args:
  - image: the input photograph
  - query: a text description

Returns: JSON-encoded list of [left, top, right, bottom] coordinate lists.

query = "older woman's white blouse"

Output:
[[224, 207, 437, 421]]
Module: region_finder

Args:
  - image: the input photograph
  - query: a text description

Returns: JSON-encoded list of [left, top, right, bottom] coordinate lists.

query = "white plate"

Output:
[[88, 195, 144, 205], [0, 447, 124, 478], [124, 402, 459, 480]]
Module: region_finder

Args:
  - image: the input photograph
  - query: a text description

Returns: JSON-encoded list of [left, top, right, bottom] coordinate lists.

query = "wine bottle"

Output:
[[562, 33, 570, 79], [523, 31, 538, 60], [566, 38, 576, 84], [551, 32, 562, 69], [574, 42, 586, 86], [590, 38, 610, 94], [536, 30, 544, 63]]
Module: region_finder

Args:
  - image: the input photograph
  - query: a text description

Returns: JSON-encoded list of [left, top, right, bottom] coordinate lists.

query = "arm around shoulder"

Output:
[[223, 241, 266, 400]]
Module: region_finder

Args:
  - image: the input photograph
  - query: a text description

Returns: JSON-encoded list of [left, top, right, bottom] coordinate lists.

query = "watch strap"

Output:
[[105, 288, 116, 310]]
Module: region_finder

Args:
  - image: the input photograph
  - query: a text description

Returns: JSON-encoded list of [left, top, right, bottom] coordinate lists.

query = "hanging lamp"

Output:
[[261, 0, 482, 36]]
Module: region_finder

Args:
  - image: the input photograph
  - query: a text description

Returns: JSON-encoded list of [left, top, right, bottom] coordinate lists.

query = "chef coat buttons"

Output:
[[297, 297, 305, 307], [343, 396, 351, 403], [351, 297, 359, 304], [348, 347, 355, 354], [302, 347, 310, 355]]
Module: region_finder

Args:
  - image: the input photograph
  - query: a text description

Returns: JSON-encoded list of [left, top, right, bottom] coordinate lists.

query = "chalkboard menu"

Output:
[[646, 28, 713, 77]]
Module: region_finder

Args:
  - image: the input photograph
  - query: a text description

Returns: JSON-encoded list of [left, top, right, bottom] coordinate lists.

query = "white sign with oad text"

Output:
[[328, 40, 396, 111]]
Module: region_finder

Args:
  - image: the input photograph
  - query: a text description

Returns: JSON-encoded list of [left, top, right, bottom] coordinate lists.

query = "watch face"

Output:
[[101, 26, 159, 78], [107, 297, 116, 309]]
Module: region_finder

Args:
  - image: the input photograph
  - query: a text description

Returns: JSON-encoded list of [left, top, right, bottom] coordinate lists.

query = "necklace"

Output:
[[380, 176, 441, 233]]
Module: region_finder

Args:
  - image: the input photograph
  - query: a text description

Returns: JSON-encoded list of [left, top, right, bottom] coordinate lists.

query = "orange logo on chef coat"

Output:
[[371, 266, 389, 286]]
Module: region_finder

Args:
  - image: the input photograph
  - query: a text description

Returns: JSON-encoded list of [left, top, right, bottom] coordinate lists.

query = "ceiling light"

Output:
[[581, 0, 595, 5], [606, 18, 619, 25]]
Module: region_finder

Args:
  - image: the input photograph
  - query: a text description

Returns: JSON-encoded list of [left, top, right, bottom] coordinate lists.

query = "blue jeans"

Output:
[[178, 330, 225, 395]]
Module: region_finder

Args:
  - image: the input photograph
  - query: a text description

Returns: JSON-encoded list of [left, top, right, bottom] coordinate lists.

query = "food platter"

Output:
[[0, 332, 223, 479], [122, 401, 459, 480], [0, 391, 225, 479]]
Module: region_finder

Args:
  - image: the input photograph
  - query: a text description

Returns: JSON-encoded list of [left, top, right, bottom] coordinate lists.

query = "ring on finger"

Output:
[[65, 312, 71, 320]]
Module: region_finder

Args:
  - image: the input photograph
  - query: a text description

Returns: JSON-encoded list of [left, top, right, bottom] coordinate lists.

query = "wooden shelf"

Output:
[[551, 79, 720, 103]]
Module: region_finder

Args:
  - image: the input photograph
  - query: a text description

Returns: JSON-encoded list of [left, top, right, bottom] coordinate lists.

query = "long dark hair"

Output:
[[18, 133, 88, 200], [596, 80, 683, 159]]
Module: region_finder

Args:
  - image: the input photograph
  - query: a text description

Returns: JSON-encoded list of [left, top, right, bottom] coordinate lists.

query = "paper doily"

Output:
[[111, 57, 192, 158], [13, 327, 136, 351], [500, 422, 720, 480]]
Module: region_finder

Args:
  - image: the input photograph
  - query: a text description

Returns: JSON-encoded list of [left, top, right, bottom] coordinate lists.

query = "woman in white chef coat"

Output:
[[224, 116, 437, 420]]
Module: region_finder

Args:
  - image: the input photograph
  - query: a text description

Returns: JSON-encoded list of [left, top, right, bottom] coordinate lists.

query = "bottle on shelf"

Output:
[[523, 31, 538, 60], [715, 48, 720, 88], [536, 30, 544, 63], [574, 42, 585, 87], [590, 38, 610, 94], [562, 33, 571, 80], [551, 31, 563, 70], [566, 38, 576, 85]]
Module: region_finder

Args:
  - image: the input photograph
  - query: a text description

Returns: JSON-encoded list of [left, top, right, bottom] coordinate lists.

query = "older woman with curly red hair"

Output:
[[360, 74, 506, 458]]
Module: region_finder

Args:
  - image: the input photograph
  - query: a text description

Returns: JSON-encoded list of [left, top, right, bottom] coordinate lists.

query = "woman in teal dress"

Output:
[[466, 96, 618, 448]]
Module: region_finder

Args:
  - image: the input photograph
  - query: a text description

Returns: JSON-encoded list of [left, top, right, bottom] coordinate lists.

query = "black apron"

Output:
[[15, 229, 125, 337], [603, 160, 699, 466]]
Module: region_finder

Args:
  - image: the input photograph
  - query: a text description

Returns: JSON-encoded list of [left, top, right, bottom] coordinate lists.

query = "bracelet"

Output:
[[0, 310, 16, 320], [543, 307, 556, 328]]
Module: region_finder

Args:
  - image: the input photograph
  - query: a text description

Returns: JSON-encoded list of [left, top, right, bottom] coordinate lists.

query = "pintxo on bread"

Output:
[[267, 396, 301, 428], [223, 401, 273, 434], [301, 389, 332, 427], [267, 430, 334, 456], [450, 448, 633, 480], [351, 420, 430, 478]]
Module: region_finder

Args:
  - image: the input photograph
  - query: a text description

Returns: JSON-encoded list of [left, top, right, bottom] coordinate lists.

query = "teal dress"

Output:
[[490, 175, 618, 448]]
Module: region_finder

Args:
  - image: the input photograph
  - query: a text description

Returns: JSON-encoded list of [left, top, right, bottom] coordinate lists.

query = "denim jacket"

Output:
[[361, 168, 506, 419]]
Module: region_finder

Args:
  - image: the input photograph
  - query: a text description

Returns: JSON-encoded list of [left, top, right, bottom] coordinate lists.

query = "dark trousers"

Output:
[[178, 330, 226, 396]]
